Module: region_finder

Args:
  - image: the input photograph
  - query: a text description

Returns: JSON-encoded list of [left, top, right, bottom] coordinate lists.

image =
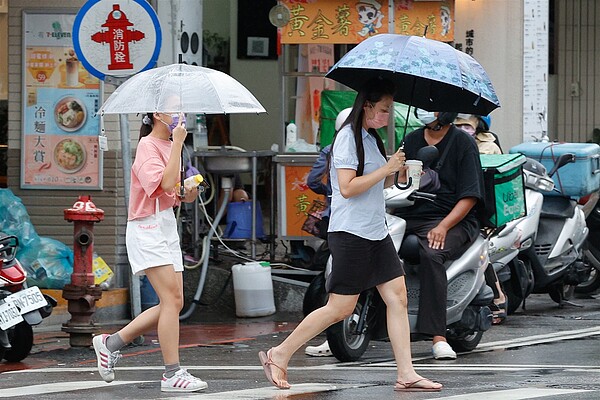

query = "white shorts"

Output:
[[126, 208, 183, 276]]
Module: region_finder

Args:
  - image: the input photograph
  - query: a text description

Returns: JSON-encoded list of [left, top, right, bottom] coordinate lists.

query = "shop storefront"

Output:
[[275, 0, 456, 240]]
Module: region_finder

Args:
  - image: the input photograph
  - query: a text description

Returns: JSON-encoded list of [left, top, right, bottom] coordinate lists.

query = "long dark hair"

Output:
[[139, 113, 154, 140], [331, 77, 395, 176]]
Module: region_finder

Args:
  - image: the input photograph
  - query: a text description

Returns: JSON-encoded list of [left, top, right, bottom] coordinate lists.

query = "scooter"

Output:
[[320, 181, 495, 362], [507, 153, 595, 308], [577, 193, 600, 294], [0, 233, 55, 362]]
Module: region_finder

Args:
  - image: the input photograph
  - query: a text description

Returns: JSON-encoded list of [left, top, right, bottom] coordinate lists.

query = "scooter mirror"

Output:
[[547, 152, 576, 177], [416, 145, 440, 169]]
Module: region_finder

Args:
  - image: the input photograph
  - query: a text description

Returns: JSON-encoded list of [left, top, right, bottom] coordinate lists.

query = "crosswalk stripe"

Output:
[[411, 325, 600, 361], [5, 362, 600, 374], [433, 388, 591, 400], [0, 380, 151, 398], [154, 383, 369, 400]]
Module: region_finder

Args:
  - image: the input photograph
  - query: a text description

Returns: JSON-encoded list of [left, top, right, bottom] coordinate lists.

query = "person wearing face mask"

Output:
[[396, 109, 485, 360], [454, 114, 506, 324], [454, 114, 501, 155], [92, 112, 208, 393], [258, 78, 443, 393]]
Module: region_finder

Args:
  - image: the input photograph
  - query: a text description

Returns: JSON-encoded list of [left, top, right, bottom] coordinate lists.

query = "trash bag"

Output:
[[22, 237, 74, 289], [0, 188, 74, 289], [0, 188, 41, 250]]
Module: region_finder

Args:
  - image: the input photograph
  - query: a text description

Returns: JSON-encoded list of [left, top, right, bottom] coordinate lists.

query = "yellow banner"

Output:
[[280, 0, 454, 44], [283, 165, 326, 237]]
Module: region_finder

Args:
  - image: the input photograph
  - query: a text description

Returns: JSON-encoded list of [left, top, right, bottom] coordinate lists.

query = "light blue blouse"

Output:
[[328, 125, 388, 240]]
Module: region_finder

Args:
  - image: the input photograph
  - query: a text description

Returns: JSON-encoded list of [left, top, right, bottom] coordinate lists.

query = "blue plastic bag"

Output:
[[0, 189, 74, 289]]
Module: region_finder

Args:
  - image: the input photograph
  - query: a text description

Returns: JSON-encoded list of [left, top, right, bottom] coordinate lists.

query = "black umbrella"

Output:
[[326, 34, 500, 115]]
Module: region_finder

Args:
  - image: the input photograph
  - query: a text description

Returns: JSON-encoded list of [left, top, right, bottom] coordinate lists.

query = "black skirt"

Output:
[[326, 232, 405, 295]]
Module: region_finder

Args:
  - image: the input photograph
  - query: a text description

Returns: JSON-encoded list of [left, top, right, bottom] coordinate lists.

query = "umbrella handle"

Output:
[[179, 148, 186, 197], [394, 172, 412, 190]]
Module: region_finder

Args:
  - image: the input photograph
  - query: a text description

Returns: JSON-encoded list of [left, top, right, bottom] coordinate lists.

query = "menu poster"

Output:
[[21, 11, 103, 189]]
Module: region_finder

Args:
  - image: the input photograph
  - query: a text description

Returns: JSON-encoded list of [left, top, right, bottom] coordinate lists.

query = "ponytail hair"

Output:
[[139, 113, 153, 140], [331, 77, 395, 176]]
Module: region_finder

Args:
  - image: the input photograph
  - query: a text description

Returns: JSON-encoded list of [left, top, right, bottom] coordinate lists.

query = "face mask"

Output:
[[416, 109, 437, 125], [368, 111, 389, 129], [457, 124, 476, 136], [160, 113, 186, 133]]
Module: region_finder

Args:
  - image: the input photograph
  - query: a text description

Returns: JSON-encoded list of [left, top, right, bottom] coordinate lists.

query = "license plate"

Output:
[[6, 286, 48, 315], [0, 301, 23, 330]]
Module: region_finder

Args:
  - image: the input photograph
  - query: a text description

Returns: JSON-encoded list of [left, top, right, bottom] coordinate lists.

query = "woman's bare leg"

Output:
[[266, 293, 359, 387], [377, 277, 442, 389], [114, 266, 184, 365]]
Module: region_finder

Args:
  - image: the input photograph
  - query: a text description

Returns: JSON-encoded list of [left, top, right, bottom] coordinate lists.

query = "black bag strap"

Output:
[[434, 128, 457, 171]]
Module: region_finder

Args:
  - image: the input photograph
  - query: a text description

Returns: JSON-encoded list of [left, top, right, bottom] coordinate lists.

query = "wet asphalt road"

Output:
[[1, 292, 599, 400]]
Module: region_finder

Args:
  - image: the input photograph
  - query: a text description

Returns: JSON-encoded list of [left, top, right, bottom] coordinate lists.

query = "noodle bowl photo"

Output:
[[54, 139, 86, 173], [54, 96, 86, 132]]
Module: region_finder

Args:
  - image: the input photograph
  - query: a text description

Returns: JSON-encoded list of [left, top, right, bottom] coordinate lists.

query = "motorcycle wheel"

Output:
[[576, 250, 600, 294], [302, 272, 328, 317], [447, 331, 483, 352], [549, 283, 575, 304], [3, 321, 33, 362], [575, 267, 600, 294], [326, 300, 372, 362]]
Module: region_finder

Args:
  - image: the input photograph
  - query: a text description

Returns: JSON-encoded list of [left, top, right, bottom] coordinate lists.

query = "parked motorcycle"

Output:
[[575, 192, 600, 294], [0, 233, 55, 362], [317, 181, 495, 361], [505, 153, 596, 308]]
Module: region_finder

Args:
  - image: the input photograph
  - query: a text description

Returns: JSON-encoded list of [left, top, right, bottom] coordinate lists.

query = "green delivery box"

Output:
[[479, 154, 527, 228]]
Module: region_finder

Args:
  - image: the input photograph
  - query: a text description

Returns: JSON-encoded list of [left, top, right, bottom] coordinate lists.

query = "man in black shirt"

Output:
[[396, 110, 484, 360]]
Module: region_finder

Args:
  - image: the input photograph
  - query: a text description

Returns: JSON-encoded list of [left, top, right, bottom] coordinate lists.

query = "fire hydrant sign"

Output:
[[73, 0, 162, 80]]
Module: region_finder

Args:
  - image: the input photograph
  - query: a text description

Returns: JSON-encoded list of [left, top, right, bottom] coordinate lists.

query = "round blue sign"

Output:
[[73, 0, 162, 80]]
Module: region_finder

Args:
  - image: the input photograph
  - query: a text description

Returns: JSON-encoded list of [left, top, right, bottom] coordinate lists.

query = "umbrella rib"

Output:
[[206, 71, 229, 114]]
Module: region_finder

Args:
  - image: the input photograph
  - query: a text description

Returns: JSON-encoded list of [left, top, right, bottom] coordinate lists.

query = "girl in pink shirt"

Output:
[[92, 112, 207, 393]]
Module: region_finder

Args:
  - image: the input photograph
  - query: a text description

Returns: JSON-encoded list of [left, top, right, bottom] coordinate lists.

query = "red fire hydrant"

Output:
[[91, 4, 145, 71], [62, 195, 104, 347]]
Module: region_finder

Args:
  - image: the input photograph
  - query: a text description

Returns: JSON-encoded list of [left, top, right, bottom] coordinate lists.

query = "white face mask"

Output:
[[457, 124, 476, 136], [416, 109, 436, 125]]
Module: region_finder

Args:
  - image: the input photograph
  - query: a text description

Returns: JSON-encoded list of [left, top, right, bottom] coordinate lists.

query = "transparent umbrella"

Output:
[[100, 64, 267, 320], [100, 63, 266, 115]]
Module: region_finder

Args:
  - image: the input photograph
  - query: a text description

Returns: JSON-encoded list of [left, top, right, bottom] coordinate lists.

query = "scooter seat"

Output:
[[399, 234, 421, 264], [540, 196, 576, 219]]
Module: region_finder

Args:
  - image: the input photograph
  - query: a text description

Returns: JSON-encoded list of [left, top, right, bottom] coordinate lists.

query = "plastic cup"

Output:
[[405, 160, 423, 189]]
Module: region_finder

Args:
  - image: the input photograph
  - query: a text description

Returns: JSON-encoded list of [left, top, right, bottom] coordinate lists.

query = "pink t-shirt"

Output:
[[128, 135, 179, 221]]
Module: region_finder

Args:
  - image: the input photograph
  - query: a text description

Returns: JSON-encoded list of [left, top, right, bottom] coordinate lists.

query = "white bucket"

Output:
[[232, 262, 276, 317]]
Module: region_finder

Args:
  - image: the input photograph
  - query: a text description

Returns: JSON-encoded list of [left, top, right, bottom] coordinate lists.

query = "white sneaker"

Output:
[[161, 369, 208, 392], [93, 334, 121, 383], [305, 340, 333, 357], [432, 341, 457, 360]]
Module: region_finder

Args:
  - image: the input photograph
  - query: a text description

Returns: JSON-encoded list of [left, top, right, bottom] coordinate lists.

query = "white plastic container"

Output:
[[232, 262, 276, 317], [285, 120, 297, 148], [194, 114, 208, 149]]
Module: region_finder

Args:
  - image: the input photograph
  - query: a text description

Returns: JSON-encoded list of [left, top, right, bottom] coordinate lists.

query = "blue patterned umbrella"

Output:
[[326, 34, 500, 115]]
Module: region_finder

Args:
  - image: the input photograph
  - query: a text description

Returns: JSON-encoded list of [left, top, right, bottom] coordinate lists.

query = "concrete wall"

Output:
[[0, 0, 7, 100], [228, 1, 281, 152], [454, 0, 524, 151]]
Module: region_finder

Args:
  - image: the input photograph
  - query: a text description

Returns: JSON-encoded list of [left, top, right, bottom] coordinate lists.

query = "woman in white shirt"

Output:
[[258, 78, 443, 393]]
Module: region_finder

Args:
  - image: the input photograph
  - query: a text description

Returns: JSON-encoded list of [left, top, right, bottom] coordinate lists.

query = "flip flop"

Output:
[[258, 349, 290, 389], [394, 378, 443, 392], [491, 300, 507, 325]]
